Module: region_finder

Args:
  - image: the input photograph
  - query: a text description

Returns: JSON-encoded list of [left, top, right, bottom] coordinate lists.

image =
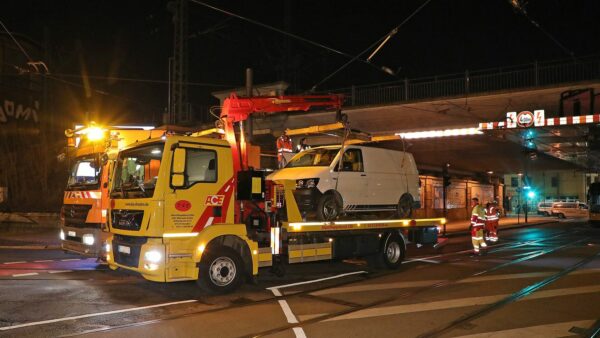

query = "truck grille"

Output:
[[112, 234, 147, 267], [111, 210, 144, 231], [63, 204, 93, 228]]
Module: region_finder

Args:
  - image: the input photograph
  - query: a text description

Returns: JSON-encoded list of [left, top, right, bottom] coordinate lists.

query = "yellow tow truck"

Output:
[[105, 94, 445, 293]]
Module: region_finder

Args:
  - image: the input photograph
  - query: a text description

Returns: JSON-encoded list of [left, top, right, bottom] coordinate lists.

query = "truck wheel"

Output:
[[396, 194, 414, 219], [380, 233, 405, 269], [317, 194, 341, 221], [197, 246, 244, 294]]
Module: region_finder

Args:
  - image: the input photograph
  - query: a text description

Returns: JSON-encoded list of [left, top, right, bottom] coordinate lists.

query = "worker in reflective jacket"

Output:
[[276, 131, 293, 168], [485, 201, 499, 243], [470, 197, 487, 255]]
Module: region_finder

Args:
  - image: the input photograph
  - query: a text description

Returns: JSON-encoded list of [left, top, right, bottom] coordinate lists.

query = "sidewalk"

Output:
[[0, 213, 61, 249], [441, 214, 555, 236]]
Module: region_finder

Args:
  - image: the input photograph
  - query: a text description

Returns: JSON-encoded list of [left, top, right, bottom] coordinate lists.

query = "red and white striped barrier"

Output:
[[479, 112, 600, 130]]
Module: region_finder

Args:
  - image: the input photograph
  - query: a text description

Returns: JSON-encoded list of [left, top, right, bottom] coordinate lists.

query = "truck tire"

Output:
[[197, 246, 244, 294], [396, 194, 414, 219], [316, 193, 341, 221], [378, 233, 405, 269]]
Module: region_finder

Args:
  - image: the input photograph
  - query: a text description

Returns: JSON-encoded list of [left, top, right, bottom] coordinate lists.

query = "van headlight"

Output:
[[59, 229, 65, 241], [82, 234, 95, 246], [296, 178, 319, 189], [144, 250, 162, 263]]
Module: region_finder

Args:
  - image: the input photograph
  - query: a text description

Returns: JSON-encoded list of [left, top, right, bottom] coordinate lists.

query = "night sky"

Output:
[[3, 0, 599, 123]]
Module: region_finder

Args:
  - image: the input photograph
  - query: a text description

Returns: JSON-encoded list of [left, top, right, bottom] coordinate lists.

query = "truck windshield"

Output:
[[67, 155, 101, 190], [111, 143, 164, 199], [286, 148, 339, 168]]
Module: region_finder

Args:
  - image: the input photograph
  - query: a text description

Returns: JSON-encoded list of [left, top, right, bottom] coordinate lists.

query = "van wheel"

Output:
[[557, 213, 565, 219], [317, 194, 341, 221], [197, 246, 244, 294], [396, 194, 414, 219]]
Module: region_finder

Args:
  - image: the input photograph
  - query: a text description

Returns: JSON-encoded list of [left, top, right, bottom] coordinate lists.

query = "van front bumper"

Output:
[[293, 188, 322, 213]]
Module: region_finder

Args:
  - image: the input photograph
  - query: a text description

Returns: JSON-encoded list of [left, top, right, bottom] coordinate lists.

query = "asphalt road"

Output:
[[0, 219, 599, 338]]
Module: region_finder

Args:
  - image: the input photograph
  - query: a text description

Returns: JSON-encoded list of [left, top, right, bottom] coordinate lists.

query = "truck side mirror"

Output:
[[171, 148, 186, 188]]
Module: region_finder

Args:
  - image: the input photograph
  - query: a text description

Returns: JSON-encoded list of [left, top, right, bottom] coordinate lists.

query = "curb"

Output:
[[0, 245, 61, 250]]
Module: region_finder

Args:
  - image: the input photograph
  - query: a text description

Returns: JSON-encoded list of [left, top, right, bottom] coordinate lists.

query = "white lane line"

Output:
[[314, 269, 600, 296], [313, 280, 444, 296], [403, 258, 440, 264], [292, 327, 308, 338], [33, 260, 53, 263], [267, 271, 368, 295], [48, 270, 72, 274], [60, 259, 82, 262], [3, 261, 26, 265], [326, 284, 600, 322], [0, 299, 197, 331], [12, 273, 38, 277], [278, 300, 299, 323], [454, 320, 596, 338]]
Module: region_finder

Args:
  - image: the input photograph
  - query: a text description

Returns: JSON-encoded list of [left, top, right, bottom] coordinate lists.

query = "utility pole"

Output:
[[168, 0, 190, 125]]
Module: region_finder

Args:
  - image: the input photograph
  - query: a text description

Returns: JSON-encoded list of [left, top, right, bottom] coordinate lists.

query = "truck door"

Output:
[[164, 143, 234, 233], [333, 148, 367, 208]]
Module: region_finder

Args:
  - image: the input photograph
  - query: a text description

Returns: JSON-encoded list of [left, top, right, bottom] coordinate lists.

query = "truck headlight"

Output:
[[82, 234, 95, 246], [144, 250, 162, 263], [59, 230, 65, 241], [296, 178, 319, 189]]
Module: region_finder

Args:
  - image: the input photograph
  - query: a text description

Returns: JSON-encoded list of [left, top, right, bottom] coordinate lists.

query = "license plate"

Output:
[[68, 231, 76, 237], [118, 245, 131, 254]]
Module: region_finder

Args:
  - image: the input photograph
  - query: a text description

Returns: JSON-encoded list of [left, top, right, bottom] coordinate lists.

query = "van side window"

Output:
[[339, 149, 363, 172], [185, 148, 218, 186]]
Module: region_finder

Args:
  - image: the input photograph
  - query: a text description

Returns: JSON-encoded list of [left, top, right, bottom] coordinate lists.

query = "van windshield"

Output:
[[286, 148, 339, 168]]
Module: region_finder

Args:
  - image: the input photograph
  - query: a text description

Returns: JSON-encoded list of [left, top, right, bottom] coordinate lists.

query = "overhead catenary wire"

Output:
[[508, 0, 575, 59], [0, 18, 34, 62], [310, 0, 433, 92], [188, 0, 395, 81]]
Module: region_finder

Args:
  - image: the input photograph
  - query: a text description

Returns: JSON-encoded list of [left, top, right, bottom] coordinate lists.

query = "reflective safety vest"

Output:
[[277, 135, 293, 154], [471, 204, 486, 227], [486, 206, 499, 221]]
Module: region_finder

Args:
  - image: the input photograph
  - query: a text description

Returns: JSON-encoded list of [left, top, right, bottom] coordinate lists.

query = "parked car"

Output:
[[537, 202, 553, 216], [550, 202, 588, 219], [268, 145, 421, 221]]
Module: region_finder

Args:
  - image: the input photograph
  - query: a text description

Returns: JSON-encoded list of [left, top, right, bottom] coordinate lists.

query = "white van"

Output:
[[268, 145, 421, 220], [550, 202, 588, 219]]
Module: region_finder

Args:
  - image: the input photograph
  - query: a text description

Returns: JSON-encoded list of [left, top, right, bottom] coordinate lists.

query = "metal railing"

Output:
[[326, 55, 600, 107]]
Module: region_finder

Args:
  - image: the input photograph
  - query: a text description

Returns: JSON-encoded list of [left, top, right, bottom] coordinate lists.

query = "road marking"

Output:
[[326, 284, 600, 322], [33, 260, 53, 263], [0, 299, 197, 331], [61, 259, 82, 262], [3, 261, 26, 265], [278, 300, 298, 323], [454, 320, 596, 338], [267, 271, 368, 295], [314, 269, 600, 296], [403, 258, 441, 264], [313, 280, 444, 296], [12, 273, 38, 277], [48, 270, 72, 274], [292, 327, 307, 338]]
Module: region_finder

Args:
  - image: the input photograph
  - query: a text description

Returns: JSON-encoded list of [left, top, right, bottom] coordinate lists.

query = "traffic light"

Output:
[[527, 190, 536, 199]]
